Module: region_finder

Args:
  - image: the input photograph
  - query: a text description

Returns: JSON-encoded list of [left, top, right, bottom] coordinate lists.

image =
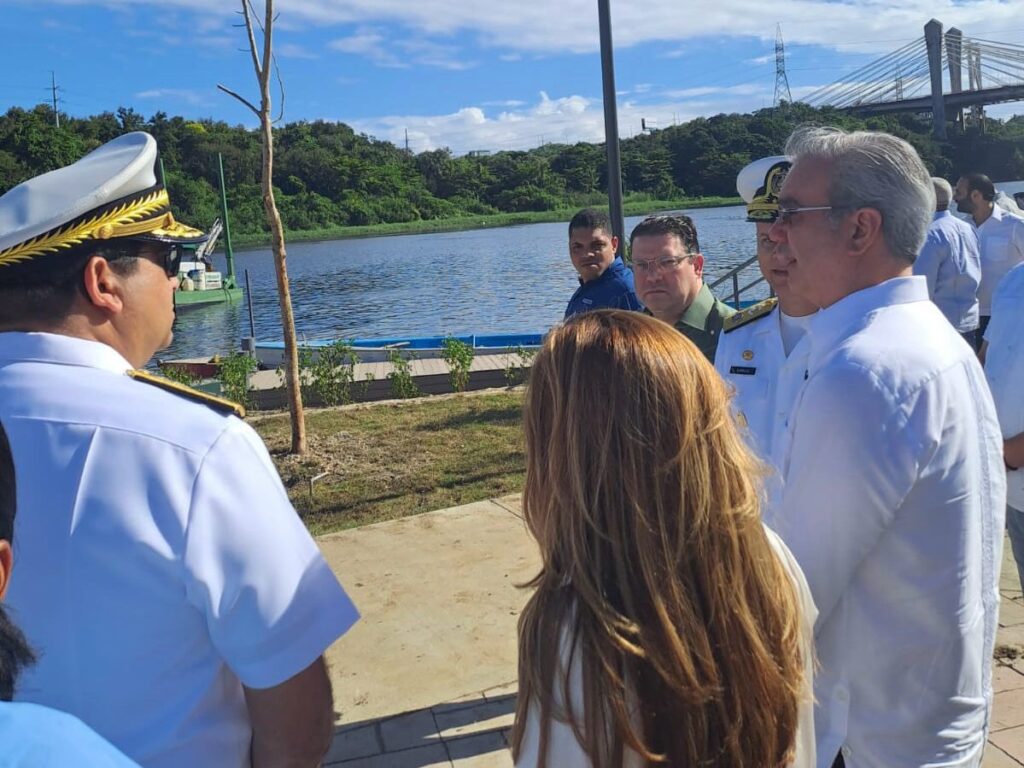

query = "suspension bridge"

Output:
[[804, 19, 1024, 139]]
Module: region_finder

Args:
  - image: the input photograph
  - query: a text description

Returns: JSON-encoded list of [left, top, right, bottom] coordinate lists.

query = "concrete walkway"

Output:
[[316, 496, 1024, 767]]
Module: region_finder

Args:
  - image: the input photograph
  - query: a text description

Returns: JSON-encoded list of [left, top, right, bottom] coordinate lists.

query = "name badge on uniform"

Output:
[[730, 366, 757, 375]]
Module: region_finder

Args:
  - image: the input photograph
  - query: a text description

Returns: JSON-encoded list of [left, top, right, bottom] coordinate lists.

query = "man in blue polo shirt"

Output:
[[564, 208, 642, 318]]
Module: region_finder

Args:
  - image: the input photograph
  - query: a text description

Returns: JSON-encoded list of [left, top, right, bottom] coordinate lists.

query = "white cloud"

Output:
[[278, 42, 319, 59], [329, 26, 475, 69], [397, 38, 475, 70], [21, 0, 1024, 58], [662, 84, 763, 99], [345, 86, 795, 155], [329, 27, 405, 67], [135, 88, 210, 105]]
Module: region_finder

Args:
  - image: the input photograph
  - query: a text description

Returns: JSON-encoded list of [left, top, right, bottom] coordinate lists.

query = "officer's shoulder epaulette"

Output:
[[127, 369, 246, 418], [723, 297, 778, 334]]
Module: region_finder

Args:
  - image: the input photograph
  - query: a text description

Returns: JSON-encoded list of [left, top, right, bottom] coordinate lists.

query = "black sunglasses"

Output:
[[118, 243, 182, 278]]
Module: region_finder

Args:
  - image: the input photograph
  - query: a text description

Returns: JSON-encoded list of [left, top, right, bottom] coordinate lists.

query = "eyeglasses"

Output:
[[138, 244, 183, 278], [106, 243, 183, 278], [776, 205, 837, 225], [631, 255, 693, 275]]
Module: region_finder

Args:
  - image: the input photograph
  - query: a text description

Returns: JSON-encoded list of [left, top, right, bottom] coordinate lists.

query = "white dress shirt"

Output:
[[0, 333, 359, 768], [976, 205, 1024, 316], [771, 277, 1005, 768], [515, 526, 817, 768], [984, 261, 1024, 510], [715, 306, 812, 477], [914, 210, 981, 331]]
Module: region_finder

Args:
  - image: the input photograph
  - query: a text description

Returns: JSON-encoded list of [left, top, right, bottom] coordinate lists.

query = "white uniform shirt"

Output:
[[714, 306, 812, 475], [515, 526, 817, 768], [976, 205, 1024, 316], [0, 332, 359, 768], [984, 261, 1024, 510], [771, 277, 1005, 768]]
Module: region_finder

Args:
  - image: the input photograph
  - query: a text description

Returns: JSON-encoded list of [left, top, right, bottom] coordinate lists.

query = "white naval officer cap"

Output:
[[0, 132, 206, 276], [736, 155, 791, 223]]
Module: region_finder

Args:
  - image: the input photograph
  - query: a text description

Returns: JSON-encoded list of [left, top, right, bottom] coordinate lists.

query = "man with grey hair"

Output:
[[913, 177, 981, 347], [767, 126, 1005, 768]]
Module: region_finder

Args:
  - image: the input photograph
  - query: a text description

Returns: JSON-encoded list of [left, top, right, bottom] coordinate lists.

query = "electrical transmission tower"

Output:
[[774, 23, 792, 107]]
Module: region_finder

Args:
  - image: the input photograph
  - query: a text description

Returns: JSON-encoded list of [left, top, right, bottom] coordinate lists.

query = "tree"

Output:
[[218, 0, 307, 454]]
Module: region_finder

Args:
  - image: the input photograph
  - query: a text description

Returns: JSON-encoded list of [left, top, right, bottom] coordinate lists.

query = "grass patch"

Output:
[[231, 197, 742, 248], [254, 391, 525, 535]]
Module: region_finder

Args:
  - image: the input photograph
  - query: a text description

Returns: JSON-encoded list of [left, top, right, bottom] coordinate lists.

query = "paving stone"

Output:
[[328, 743, 451, 767], [1004, 600, 1024, 628], [432, 692, 491, 717], [989, 727, 1024, 765], [446, 731, 514, 767], [380, 708, 443, 753], [481, 681, 518, 700], [993, 690, 1024, 732], [995, 665, 1024, 694], [324, 723, 381, 763], [435, 698, 516, 740]]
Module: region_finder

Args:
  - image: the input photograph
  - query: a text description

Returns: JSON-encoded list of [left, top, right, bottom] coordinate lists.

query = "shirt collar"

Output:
[[934, 210, 952, 221], [578, 256, 626, 286], [980, 205, 1006, 228], [806, 276, 928, 370], [0, 332, 134, 374], [677, 283, 715, 330]]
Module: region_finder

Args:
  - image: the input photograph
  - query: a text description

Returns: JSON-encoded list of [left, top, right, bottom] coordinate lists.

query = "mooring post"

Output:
[[925, 19, 947, 140]]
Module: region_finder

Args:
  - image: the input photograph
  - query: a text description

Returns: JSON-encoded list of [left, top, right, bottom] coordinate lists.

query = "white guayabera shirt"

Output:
[[770, 276, 1005, 768]]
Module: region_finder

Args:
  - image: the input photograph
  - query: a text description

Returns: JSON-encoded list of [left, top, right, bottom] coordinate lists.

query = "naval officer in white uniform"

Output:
[[0, 133, 359, 768], [714, 157, 817, 481]]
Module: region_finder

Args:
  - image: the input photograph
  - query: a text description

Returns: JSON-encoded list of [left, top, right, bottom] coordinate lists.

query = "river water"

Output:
[[164, 181, 1024, 362]]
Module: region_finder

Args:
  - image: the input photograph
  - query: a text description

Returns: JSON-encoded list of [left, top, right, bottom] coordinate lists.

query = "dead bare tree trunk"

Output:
[[219, 0, 306, 454]]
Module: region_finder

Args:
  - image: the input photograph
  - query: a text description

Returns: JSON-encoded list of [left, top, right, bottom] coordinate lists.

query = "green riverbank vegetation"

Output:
[[2, 103, 1022, 245]]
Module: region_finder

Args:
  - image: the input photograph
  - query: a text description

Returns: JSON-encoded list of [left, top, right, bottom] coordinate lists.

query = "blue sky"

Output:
[[2, 0, 1023, 155]]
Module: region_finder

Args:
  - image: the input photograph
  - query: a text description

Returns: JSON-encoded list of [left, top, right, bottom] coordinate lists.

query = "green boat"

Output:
[[174, 154, 244, 310], [174, 219, 244, 308]]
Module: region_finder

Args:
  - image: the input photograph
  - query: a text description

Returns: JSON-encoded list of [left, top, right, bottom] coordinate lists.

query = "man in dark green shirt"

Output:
[[630, 214, 736, 361]]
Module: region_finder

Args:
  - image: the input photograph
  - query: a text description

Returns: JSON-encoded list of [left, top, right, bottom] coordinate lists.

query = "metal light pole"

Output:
[[217, 153, 237, 287], [598, 0, 626, 257]]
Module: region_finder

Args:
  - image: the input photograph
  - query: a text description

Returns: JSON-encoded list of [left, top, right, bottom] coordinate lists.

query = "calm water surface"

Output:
[[164, 205, 760, 360], [164, 181, 1024, 361]]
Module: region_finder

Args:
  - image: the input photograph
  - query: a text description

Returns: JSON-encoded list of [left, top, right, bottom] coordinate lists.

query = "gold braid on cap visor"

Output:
[[746, 201, 780, 222], [0, 187, 204, 268]]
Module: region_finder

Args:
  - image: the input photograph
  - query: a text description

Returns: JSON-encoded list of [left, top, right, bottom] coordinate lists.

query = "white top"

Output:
[[0, 333, 359, 768], [984, 261, 1024, 510], [778, 310, 813, 357], [714, 307, 812, 482], [770, 276, 1005, 768], [975, 205, 1024, 315], [515, 526, 817, 768], [914, 210, 981, 332]]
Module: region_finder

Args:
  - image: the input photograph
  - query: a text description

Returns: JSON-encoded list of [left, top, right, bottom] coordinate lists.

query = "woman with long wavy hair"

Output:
[[511, 310, 815, 768]]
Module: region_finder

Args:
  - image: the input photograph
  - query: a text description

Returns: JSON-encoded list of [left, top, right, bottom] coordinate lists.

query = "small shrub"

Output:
[[160, 366, 201, 388], [387, 348, 420, 399], [218, 352, 258, 410], [503, 344, 537, 388], [441, 336, 474, 392], [300, 339, 372, 406]]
